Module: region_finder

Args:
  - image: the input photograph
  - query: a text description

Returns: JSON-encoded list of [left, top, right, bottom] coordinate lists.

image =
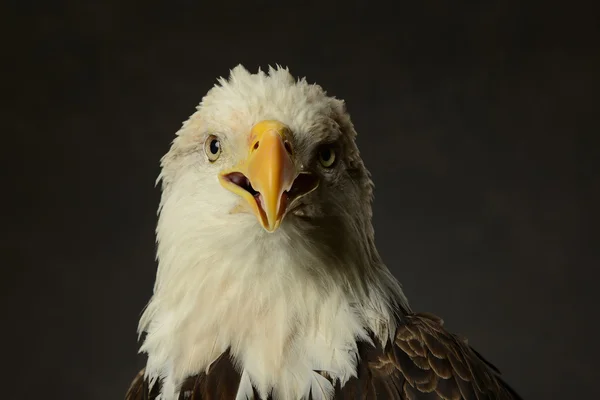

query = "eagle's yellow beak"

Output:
[[219, 120, 298, 232]]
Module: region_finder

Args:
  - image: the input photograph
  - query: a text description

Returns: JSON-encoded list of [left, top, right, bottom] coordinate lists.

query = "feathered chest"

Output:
[[129, 342, 374, 400], [130, 313, 520, 400], [137, 254, 378, 400]]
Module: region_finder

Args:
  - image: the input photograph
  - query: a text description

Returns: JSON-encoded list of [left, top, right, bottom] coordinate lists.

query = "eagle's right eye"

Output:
[[204, 135, 221, 162]]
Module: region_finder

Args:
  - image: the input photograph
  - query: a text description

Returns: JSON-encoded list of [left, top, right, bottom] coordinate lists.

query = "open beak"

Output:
[[218, 120, 318, 232]]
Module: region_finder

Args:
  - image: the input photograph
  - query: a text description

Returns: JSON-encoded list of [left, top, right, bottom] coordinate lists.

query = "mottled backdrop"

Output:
[[4, 1, 598, 399]]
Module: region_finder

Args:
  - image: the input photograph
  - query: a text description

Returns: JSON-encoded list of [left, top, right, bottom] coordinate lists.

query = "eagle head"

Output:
[[154, 65, 384, 280]]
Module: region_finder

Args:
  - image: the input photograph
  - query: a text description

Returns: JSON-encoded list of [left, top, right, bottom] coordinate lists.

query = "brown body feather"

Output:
[[126, 313, 521, 400]]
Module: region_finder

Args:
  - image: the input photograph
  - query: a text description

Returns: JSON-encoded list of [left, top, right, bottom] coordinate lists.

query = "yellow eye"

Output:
[[204, 135, 221, 162], [318, 146, 336, 168]]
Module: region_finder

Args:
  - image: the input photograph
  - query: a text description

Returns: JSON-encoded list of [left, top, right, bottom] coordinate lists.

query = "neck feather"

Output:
[[138, 195, 408, 400]]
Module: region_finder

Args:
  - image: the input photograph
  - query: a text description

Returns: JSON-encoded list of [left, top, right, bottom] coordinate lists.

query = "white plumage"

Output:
[[136, 65, 408, 400]]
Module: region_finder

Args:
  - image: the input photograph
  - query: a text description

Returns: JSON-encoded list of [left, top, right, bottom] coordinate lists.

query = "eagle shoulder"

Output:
[[336, 312, 522, 399]]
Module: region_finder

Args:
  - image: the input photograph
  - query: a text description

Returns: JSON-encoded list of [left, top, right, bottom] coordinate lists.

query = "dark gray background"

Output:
[[4, 1, 598, 399]]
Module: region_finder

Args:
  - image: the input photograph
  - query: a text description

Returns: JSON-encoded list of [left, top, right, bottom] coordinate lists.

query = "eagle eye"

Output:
[[318, 145, 336, 168], [204, 135, 221, 162]]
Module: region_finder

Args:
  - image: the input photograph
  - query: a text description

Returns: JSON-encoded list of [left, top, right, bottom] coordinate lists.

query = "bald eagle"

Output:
[[126, 65, 522, 400]]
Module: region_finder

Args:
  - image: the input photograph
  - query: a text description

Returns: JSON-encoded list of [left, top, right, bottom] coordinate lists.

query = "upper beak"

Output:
[[219, 120, 318, 232]]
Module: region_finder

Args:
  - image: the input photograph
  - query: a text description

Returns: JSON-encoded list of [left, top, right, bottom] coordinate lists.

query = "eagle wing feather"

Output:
[[336, 313, 522, 400]]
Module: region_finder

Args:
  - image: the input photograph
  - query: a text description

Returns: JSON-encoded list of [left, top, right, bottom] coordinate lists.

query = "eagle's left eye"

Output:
[[204, 135, 221, 162], [318, 145, 336, 168]]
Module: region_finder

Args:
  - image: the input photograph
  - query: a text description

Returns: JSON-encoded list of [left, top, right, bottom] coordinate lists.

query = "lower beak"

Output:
[[219, 120, 317, 232]]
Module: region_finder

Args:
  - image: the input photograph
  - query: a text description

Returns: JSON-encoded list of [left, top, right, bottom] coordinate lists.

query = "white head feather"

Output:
[[137, 65, 409, 400]]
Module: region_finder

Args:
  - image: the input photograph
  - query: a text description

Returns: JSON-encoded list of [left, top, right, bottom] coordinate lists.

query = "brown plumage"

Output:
[[126, 313, 521, 400]]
